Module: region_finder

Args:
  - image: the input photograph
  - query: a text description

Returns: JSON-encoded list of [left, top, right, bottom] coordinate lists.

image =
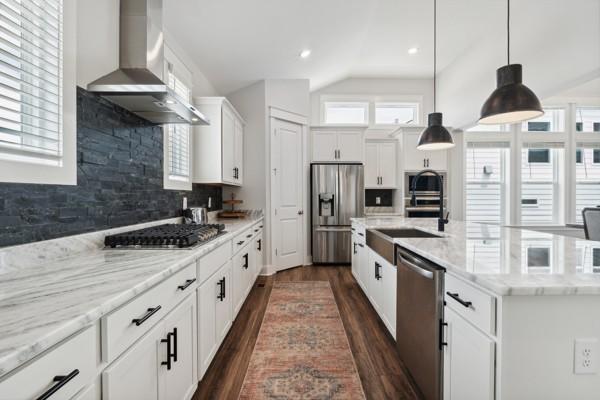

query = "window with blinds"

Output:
[[521, 143, 564, 224], [165, 69, 190, 182], [575, 144, 600, 222], [0, 0, 63, 166], [465, 143, 509, 224]]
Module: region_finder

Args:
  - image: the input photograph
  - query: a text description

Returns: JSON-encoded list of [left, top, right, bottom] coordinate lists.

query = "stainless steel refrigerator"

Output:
[[311, 163, 364, 264]]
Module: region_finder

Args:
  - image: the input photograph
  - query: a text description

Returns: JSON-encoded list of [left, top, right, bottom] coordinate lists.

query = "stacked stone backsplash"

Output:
[[0, 87, 222, 247]]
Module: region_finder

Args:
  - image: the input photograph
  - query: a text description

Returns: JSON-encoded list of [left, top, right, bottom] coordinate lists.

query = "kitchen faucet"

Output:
[[410, 169, 449, 232]]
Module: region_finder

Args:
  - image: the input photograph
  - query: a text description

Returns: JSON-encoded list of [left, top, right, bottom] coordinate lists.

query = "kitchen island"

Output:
[[351, 216, 600, 400]]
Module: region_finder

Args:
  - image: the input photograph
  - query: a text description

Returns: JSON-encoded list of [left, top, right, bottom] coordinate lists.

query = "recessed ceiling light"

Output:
[[299, 49, 311, 59], [408, 47, 419, 55]]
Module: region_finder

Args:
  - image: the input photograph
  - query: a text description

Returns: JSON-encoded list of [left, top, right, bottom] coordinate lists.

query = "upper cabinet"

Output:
[[193, 98, 245, 186], [403, 132, 447, 171], [311, 128, 364, 162], [365, 141, 397, 188]]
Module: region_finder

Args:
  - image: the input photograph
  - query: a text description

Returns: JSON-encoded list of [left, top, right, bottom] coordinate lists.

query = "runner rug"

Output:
[[238, 281, 366, 399]]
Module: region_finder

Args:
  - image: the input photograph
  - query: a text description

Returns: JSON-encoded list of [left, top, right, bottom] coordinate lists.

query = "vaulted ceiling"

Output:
[[164, 0, 509, 94]]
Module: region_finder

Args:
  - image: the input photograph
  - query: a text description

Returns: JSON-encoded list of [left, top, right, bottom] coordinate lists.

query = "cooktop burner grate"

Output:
[[104, 223, 226, 249]]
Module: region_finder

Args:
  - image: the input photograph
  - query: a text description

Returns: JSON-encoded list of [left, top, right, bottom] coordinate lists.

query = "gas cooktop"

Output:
[[104, 223, 226, 249]]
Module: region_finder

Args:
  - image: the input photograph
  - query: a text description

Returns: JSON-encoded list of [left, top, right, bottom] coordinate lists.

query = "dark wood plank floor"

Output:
[[193, 265, 420, 400]]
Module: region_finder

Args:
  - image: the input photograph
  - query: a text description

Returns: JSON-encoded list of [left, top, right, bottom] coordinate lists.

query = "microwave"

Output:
[[405, 172, 447, 196]]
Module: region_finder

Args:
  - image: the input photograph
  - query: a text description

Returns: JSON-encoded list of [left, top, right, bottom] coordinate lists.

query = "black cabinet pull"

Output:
[[357, 232, 364, 237], [237, 240, 245, 245], [161, 332, 173, 370], [177, 278, 196, 291], [447, 292, 472, 308], [222, 277, 226, 299], [35, 369, 79, 400], [246, 234, 252, 238], [358, 243, 364, 248], [257, 239, 262, 251], [132, 305, 161, 326], [217, 278, 225, 301], [172, 327, 178, 362], [243, 253, 249, 269], [439, 320, 448, 349], [353, 242, 357, 255], [254, 229, 259, 233], [374, 262, 382, 280], [259, 225, 263, 228]]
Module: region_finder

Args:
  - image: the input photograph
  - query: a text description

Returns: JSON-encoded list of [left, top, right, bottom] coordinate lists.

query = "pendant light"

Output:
[[417, 0, 454, 151], [479, 0, 543, 124]]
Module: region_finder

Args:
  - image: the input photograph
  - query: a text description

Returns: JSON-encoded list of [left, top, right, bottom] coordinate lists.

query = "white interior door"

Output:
[[271, 118, 304, 271]]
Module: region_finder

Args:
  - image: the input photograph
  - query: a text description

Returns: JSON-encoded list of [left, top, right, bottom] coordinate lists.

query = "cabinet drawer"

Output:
[[102, 263, 196, 362], [445, 274, 496, 335], [351, 224, 366, 244], [251, 221, 263, 235], [198, 240, 232, 284], [0, 326, 97, 400], [233, 228, 253, 253]]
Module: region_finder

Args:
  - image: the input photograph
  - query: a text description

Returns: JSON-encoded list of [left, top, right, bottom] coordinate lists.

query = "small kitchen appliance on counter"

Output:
[[105, 223, 226, 249], [183, 207, 209, 224]]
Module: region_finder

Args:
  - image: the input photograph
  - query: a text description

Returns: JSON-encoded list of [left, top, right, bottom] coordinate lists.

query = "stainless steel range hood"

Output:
[[87, 0, 209, 126]]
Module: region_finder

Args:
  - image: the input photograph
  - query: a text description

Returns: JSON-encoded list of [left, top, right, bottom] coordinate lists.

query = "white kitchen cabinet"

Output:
[[162, 295, 197, 400], [102, 321, 163, 400], [198, 260, 232, 379], [381, 259, 396, 339], [103, 294, 198, 400], [403, 132, 447, 171], [365, 141, 397, 188], [367, 249, 383, 314], [72, 382, 100, 400], [351, 233, 360, 282], [311, 128, 364, 162], [363, 247, 396, 338], [254, 230, 264, 279], [358, 242, 369, 293], [232, 243, 252, 317], [193, 97, 245, 186], [443, 307, 495, 400]]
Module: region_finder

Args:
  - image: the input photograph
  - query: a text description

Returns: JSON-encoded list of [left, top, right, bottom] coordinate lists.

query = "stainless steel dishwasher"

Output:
[[396, 245, 445, 400]]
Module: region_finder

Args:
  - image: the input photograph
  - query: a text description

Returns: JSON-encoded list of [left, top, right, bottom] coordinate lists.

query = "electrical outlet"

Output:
[[574, 338, 598, 374], [376, 197, 381, 205], [182, 197, 187, 210]]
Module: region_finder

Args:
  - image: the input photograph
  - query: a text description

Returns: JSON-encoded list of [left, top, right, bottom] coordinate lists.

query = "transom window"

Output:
[[323, 102, 368, 125], [521, 108, 565, 132], [374, 102, 419, 125], [576, 107, 600, 132]]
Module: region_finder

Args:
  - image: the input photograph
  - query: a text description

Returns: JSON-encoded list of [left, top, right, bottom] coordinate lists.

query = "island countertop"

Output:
[[351, 216, 600, 296], [0, 216, 263, 378]]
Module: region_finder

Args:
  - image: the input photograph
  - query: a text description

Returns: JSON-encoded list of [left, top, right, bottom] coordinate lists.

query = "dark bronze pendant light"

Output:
[[479, 0, 543, 124], [417, 0, 454, 151]]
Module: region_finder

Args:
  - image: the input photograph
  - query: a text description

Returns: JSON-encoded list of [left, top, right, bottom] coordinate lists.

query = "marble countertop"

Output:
[[0, 216, 263, 378], [352, 216, 600, 296]]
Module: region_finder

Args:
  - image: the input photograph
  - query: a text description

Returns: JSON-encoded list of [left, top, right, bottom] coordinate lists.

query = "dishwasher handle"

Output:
[[396, 247, 444, 280]]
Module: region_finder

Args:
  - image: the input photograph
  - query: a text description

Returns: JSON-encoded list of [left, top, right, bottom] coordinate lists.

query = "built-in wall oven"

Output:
[[404, 172, 447, 218]]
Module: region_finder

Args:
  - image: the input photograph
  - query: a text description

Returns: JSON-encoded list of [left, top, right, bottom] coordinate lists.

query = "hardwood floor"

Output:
[[193, 265, 420, 400]]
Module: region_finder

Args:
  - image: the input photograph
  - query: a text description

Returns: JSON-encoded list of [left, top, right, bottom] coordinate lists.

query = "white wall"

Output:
[[309, 77, 434, 126], [76, 0, 218, 97], [224, 79, 310, 270], [437, 0, 600, 130]]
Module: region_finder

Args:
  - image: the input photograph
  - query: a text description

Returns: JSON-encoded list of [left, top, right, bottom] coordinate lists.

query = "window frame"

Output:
[[322, 101, 369, 125], [0, 0, 77, 185], [163, 45, 193, 191], [319, 94, 423, 127], [374, 101, 420, 126]]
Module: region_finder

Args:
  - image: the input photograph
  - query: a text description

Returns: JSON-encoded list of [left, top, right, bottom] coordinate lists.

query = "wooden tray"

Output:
[[218, 211, 247, 218], [222, 199, 243, 205]]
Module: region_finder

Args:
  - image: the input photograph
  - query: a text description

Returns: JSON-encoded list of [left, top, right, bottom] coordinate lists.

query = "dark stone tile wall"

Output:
[[0, 87, 222, 247], [365, 189, 394, 207]]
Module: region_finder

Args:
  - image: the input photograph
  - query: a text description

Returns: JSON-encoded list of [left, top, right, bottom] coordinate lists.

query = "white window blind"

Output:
[[521, 147, 563, 224], [0, 0, 63, 165], [465, 143, 508, 224], [166, 69, 190, 181], [575, 144, 600, 222]]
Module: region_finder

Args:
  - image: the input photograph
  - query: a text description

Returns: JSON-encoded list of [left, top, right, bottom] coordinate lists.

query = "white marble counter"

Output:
[[352, 216, 600, 297], [0, 216, 263, 378]]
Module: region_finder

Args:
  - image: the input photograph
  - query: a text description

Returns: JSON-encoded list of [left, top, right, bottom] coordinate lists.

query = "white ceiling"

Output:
[[164, 0, 506, 94]]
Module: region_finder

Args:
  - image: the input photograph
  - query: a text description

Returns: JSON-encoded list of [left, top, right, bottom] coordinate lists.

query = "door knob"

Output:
[[298, 210, 304, 215]]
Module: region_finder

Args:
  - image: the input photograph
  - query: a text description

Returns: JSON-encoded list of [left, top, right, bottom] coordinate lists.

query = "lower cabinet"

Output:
[[254, 231, 263, 279], [198, 261, 232, 379], [364, 248, 396, 338], [232, 244, 253, 317], [351, 233, 360, 281], [102, 294, 197, 400], [443, 307, 495, 400]]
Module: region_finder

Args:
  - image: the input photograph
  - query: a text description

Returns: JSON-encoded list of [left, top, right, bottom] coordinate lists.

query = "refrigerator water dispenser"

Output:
[[319, 193, 335, 217]]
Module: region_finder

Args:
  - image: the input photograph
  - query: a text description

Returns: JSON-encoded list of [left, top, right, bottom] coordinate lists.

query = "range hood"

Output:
[[87, 0, 209, 126]]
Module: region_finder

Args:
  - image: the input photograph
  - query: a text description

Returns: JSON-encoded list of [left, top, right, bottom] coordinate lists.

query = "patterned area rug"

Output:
[[239, 281, 366, 399]]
